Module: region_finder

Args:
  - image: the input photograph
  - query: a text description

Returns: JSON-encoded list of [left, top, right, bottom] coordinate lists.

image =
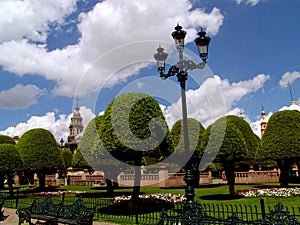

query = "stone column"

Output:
[[159, 163, 168, 188]]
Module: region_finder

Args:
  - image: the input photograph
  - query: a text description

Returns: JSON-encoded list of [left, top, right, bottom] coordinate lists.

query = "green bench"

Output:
[[16, 196, 95, 225]]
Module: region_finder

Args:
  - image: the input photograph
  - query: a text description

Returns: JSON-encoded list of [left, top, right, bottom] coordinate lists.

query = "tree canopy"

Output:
[[0, 135, 15, 145], [98, 93, 174, 198], [170, 118, 205, 170], [226, 115, 259, 160], [16, 128, 63, 189], [98, 93, 173, 165], [259, 110, 300, 187], [61, 149, 73, 169], [201, 116, 247, 195]]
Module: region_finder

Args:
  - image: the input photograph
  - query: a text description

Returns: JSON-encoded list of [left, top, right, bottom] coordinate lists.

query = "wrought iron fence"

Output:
[[1, 191, 300, 225]]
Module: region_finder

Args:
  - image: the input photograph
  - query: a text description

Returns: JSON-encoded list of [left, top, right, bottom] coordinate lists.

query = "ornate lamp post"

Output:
[[153, 24, 210, 210]]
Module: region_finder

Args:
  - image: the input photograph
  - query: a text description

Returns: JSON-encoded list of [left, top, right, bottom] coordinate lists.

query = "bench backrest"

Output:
[[58, 197, 95, 223], [31, 196, 62, 217]]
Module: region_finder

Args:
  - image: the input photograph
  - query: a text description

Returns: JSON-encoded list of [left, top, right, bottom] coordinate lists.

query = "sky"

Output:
[[0, 0, 299, 143]]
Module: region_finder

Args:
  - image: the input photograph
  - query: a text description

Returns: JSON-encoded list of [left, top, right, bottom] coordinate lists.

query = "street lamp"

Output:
[[153, 24, 210, 210]]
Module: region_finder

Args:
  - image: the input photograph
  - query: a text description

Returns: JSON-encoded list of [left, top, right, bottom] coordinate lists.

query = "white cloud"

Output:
[[0, 0, 224, 98], [0, 106, 95, 142], [0, 0, 77, 43], [234, 0, 261, 6], [279, 71, 300, 88], [163, 73, 270, 128], [279, 102, 300, 112], [0, 84, 45, 109]]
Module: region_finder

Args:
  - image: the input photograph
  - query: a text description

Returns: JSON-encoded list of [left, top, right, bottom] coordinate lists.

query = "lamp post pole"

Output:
[[154, 24, 210, 210]]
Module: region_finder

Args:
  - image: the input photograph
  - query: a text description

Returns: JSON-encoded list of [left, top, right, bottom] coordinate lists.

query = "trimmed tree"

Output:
[[79, 116, 122, 195], [226, 115, 260, 166], [16, 128, 63, 189], [72, 148, 91, 171], [99, 93, 173, 201], [0, 135, 16, 190], [171, 118, 205, 186], [0, 144, 23, 196], [259, 110, 300, 187], [61, 149, 73, 183], [61, 149, 73, 169], [201, 116, 247, 195], [0, 135, 15, 145]]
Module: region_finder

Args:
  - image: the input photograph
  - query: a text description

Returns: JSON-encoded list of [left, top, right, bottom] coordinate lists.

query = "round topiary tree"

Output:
[[0, 135, 15, 145], [16, 128, 63, 189], [0, 144, 23, 196], [0, 135, 16, 189], [99, 93, 174, 201], [201, 116, 247, 195], [259, 110, 300, 187], [171, 118, 205, 186], [79, 116, 122, 194], [226, 115, 259, 159]]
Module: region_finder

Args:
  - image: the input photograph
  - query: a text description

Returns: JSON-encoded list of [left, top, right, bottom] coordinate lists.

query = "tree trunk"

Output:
[[106, 178, 114, 195], [130, 158, 142, 213], [7, 174, 14, 197], [0, 173, 5, 190], [278, 161, 290, 188], [224, 162, 235, 196], [37, 172, 46, 190]]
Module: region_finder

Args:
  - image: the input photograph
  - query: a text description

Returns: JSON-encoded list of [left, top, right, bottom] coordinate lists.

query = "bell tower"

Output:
[[68, 98, 83, 143], [260, 106, 268, 136]]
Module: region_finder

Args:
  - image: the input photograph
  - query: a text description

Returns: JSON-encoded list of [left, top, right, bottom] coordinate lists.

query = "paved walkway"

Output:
[[1, 208, 119, 225]]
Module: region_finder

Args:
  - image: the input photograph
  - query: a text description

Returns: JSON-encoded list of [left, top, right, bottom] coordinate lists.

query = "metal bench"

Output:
[[16, 196, 95, 225], [0, 196, 6, 221], [157, 201, 300, 225]]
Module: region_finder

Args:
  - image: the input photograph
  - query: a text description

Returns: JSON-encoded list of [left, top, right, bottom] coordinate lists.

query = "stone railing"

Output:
[[222, 170, 280, 183], [118, 171, 212, 187]]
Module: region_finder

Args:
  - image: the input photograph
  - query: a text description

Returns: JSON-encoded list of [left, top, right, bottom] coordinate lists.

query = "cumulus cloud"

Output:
[[279, 71, 300, 88], [279, 102, 300, 112], [0, 0, 77, 43], [0, 84, 46, 109], [0, 106, 95, 142], [164, 73, 270, 128], [0, 0, 224, 97]]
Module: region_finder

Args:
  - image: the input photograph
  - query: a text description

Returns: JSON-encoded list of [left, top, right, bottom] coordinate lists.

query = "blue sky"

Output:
[[0, 0, 299, 142]]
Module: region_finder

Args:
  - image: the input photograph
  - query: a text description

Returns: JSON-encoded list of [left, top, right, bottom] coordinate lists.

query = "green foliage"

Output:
[[16, 128, 63, 172], [72, 148, 89, 169], [79, 116, 121, 171], [201, 116, 247, 195], [61, 149, 73, 168], [99, 93, 173, 166], [171, 118, 205, 170], [0, 144, 23, 173], [0, 135, 15, 145], [171, 118, 205, 152], [259, 110, 300, 162], [203, 116, 247, 162], [226, 115, 259, 160]]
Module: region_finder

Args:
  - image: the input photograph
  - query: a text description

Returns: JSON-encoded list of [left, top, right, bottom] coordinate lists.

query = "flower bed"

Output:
[[26, 190, 85, 196], [111, 193, 186, 204], [236, 187, 300, 197]]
